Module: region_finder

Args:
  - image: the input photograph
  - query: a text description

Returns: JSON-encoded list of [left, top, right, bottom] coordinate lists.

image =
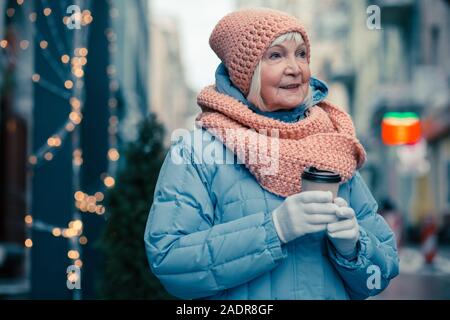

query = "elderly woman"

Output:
[[144, 8, 399, 300]]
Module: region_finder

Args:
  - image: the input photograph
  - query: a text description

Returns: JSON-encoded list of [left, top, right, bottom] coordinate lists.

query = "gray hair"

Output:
[[247, 32, 311, 112]]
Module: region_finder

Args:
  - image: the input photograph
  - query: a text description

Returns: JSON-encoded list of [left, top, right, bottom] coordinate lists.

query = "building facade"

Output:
[[0, 0, 151, 298], [149, 13, 197, 146]]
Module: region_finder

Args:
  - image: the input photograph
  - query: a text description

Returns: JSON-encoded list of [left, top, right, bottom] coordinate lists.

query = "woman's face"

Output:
[[259, 39, 311, 111]]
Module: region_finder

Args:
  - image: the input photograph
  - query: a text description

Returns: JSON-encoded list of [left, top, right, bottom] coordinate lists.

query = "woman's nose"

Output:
[[284, 57, 301, 76]]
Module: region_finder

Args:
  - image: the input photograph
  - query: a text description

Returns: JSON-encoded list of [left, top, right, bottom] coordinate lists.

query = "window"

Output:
[[431, 26, 440, 65]]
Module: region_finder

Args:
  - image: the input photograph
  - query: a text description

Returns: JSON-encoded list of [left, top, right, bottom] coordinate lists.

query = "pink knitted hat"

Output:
[[209, 8, 311, 96]]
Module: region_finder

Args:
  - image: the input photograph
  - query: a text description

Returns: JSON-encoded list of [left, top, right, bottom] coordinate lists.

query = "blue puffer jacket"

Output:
[[144, 126, 400, 300]]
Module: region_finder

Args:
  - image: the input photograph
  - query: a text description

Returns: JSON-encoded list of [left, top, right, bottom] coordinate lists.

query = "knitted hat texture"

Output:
[[209, 8, 311, 96]]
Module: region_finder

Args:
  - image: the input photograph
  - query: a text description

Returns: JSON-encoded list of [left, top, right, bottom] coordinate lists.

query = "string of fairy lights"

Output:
[[1, 0, 120, 298]]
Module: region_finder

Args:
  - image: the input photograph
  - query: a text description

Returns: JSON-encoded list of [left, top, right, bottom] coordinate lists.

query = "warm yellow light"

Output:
[[43, 8, 52, 16], [94, 192, 104, 202], [67, 272, 78, 283], [19, 40, 29, 50], [40, 40, 48, 49], [28, 156, 37, 165], [75, 259, 83, 268], [61, 54, 70, 64], [47, 137, 61, 147], [78, 48, 88, 57], [47, 136, 61, 147], [65, 122, 75, 132], [87, 203, 96, 213], [80, 57, 87, 66], [65, 80, 74, 89], [53, 138, 61, 147], [69, 112, 82, 124], [25, 239, 33, 248], [24, 215, 33, 225], [74, 191, 85, 201], [68, 250, 80, 260], [54, 136, 61, 147], [79, 236, 88, 245], [96, 206, 106, 215], [72, 220, 83, 230], [44, 152, 53, 161], [73, 157, 83, 166], [81, 10, 93, 26], [72, 12, 82, 23], [32, 74, 40, 82], [104, 176, 115, 188], [73, 68, 84, 78], [108, 148, 120, 161], [17, 0, 24, 5], [66, 228, 77, 238], [79, 203, 88, 212], [0, 40, 8, 48], [70, 97, 81, 110], [82, 14, 93, 25], [73, 149, 82, 158], [52, 228, 62, 237], [71, 57, 81, 66]]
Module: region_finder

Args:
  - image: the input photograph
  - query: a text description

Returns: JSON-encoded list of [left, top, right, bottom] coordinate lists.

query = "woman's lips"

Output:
[[279, 84, 300, 92]]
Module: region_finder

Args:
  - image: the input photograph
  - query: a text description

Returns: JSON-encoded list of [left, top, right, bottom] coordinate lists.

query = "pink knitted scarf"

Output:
[[195, 85, 367, 198]]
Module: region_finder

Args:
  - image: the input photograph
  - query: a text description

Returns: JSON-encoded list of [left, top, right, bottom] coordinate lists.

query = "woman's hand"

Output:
[[272, 190, 339, 243], [327, 197, 360, 258]]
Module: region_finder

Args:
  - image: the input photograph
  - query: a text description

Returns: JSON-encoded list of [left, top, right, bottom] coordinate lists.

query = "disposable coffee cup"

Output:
[[301, 167, 341, 199]]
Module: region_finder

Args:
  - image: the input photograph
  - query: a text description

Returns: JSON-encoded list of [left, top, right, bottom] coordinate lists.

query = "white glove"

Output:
[[327, 197, 360, 258], [272, 191, 339, 244]]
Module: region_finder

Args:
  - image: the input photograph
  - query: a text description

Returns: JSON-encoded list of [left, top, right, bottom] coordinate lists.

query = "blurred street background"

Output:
[[0, 0, 449, 299]]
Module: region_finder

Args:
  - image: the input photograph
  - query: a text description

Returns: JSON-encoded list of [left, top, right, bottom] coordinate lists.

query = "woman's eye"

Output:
[[269, 52, 281, 59], [296, 50, 306, 58]]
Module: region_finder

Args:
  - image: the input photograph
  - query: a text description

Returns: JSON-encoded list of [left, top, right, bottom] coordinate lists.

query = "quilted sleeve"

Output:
[[327, 172, 400, 299], [144, 139, 287, 299]]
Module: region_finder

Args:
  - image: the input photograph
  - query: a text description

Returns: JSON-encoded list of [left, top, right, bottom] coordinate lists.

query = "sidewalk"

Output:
[[372, 245, 450, 299]]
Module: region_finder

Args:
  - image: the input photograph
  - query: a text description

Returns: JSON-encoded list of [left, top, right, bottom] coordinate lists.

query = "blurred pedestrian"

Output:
[[379, 198, 403, 250], [421, 213, 438, 264], [144, 8, 399, 300]]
